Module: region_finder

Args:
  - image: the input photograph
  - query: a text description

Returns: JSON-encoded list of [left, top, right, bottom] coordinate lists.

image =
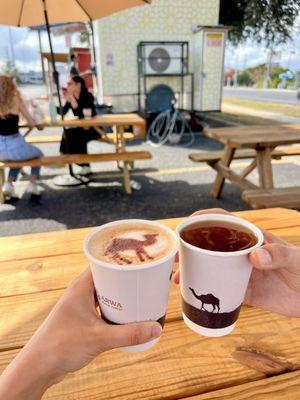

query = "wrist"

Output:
[[0, 354, 52, 400], [0, 339, 61, 400]]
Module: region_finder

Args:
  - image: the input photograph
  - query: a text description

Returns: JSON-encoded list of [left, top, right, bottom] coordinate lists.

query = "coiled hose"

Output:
[[146, 109, 195, 147]]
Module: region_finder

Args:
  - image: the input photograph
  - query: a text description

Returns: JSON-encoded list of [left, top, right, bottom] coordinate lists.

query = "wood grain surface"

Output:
[[0, 151, 151, 168], [243, 187, 300, 209], [188, 370, 300, 399], [1, 208, 300, 399], [204, 125, 300, 148], [20, 113, 146, 129]]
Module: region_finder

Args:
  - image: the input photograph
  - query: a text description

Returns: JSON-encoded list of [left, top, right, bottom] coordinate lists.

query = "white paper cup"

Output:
[[176, 214, 264, 337], [83, 108, 92, 119], [84, 219, 179, 352]]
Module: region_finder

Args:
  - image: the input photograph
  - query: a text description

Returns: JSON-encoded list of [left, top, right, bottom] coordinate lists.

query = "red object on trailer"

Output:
[[71, 47, 93, 90]]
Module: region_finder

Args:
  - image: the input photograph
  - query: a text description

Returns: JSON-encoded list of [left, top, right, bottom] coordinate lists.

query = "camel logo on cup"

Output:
[[189, 288, 220, 313], [101, 295, 123, 311], [105, 234, 158, 264]]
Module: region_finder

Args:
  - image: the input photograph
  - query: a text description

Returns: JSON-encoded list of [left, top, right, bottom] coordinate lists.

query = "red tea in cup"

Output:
[[177, 214, 264, 337], [180, 221, 257, 252]]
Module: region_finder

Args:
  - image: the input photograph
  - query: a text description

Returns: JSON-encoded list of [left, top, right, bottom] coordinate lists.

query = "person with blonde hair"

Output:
[[0, 75, 43, 198]]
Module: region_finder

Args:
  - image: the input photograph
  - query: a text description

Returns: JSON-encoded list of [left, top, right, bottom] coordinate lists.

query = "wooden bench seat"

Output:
[[242, 187, 300, 209], [189, 146, 300, 164], [0, 151, 151, 202], [25, 132, 135, 145]]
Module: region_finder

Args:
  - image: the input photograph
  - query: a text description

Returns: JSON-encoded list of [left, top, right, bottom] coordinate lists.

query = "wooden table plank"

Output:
[[1, 151, 151, 168], [1, 222, 300, 298], [1, 209, 300, 300], [1, 208, 299, 263], [0, 209, 300, 297], [187, 370, 300, 399], [0, 254, 87, 297], [0, 227, 92, 263], [243, 188, 300, 209], [2, 245, 300, 352], [204, 125, 300, 148], [0, 284, 183, 351], [1, 208, 300, 399], [1, 311, 299, 400], [20, 113, 146, 129], [1, 223, 300, 298]]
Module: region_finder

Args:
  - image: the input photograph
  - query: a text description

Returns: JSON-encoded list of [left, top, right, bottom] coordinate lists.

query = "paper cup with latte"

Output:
[[84, 219, 178, 352]]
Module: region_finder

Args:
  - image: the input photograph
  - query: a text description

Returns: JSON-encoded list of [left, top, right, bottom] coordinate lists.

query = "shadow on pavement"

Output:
[[0, 175, 249, 236]]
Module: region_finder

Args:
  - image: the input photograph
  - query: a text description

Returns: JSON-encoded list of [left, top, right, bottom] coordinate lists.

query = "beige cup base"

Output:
[[120, 337, 160, 353], [183, 313, 236, 337]]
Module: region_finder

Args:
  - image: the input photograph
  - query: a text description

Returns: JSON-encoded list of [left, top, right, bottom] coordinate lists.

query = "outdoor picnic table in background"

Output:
[[1, 208, 300, 399], [0, 113, 150, 201], [21, 113, 147, 153], [201, 124, 300, 209]]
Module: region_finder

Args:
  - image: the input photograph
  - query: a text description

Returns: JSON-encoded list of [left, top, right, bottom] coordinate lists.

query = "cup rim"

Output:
[[84, 219, 179, 270], [176, 214, 264, 257]]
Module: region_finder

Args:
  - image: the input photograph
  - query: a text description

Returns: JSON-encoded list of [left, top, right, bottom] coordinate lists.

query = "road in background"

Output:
[[223, 87, 299, 105]]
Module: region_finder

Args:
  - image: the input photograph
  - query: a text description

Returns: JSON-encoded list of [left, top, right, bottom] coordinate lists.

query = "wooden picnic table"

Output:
[[21, 113, 146, 153], [1, 113, 149, 199], [203, 124, 300, 208], [1, 207, 300, 399]]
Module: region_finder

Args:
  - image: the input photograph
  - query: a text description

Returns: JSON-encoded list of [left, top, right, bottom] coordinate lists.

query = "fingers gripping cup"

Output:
[[84, 220, 179, 352], [177, 214, 264, 337]]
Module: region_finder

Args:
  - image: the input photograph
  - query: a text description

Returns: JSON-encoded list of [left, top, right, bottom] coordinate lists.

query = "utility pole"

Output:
[[264, 48, 274, 88], [234, 47, 239, 87]]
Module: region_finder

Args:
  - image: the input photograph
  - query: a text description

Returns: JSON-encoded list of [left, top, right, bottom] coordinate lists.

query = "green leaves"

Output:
[[219, 0, 300, 46]]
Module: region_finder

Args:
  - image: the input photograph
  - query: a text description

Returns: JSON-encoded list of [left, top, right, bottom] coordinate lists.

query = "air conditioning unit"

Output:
[[141, 43, 188, 75]]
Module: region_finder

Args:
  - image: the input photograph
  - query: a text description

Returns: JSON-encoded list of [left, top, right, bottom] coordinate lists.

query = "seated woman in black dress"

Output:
[[60, 76, 100, 176]]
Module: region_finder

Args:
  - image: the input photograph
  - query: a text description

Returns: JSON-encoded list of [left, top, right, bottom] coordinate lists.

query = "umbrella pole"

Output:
[[89, 21, 99, 100], [42, 0, 79, 181], [42, 0, 63, 114], [89, 21, 97, 69]]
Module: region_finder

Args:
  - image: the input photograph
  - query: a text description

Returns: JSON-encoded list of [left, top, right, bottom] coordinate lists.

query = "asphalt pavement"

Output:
[[223, 87, 300, 105], [1, 130, 300, 237]]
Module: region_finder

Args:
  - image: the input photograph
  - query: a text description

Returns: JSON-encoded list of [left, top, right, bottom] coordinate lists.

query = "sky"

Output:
[[225, 29, 300, 72], [0, 25, 80, 73], [0, 22, 300, 74]]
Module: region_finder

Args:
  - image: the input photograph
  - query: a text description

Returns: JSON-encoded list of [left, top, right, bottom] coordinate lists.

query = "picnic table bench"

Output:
[[0, 208, 300, 399], [190, 124, 300, 209]]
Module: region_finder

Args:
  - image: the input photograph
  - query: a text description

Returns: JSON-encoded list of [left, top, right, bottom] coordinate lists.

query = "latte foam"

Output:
[[88, 223, 176, 266]]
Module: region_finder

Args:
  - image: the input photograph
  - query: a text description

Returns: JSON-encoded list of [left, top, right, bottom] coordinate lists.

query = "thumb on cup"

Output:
[[249, 243, 299, 270], [101, 321, 162, 351]]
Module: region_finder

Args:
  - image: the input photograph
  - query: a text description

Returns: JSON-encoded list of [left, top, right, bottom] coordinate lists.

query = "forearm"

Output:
[[19, 99, 35, 127], [0, 345, 54, 400], [58, 103, 70, 116], [70, 98, 79, 110], [0, 359, 51, 400]]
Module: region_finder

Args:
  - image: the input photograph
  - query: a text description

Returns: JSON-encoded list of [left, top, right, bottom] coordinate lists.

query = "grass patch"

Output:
[[205, 111, 281, 127], [223, 97, 300, 118]]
